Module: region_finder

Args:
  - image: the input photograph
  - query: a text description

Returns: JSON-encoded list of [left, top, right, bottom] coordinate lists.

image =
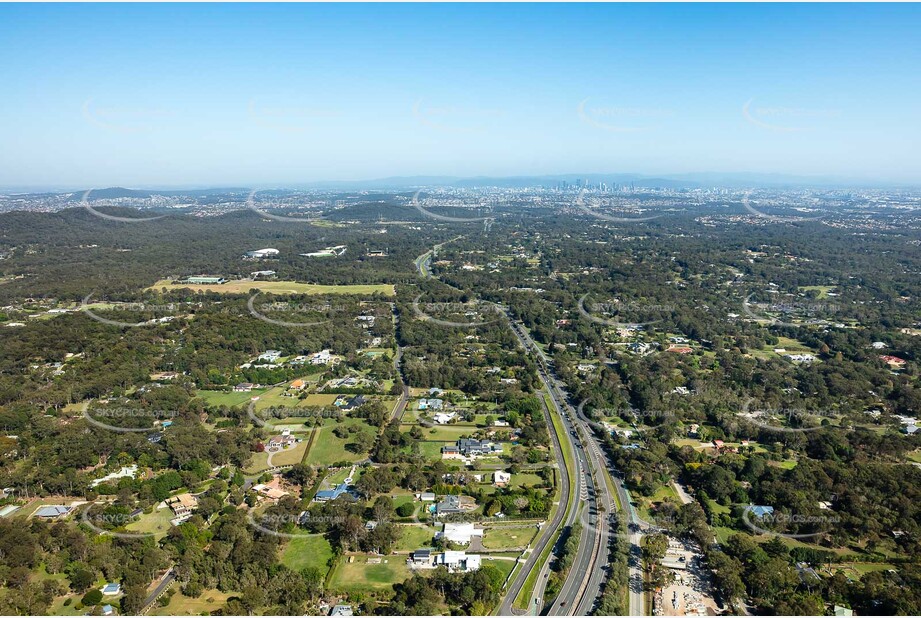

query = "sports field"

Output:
[[147, 279, 395, 296]]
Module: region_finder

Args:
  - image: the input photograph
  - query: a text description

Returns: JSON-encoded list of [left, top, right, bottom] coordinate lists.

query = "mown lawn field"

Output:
[[148, 279, 395, 296], [196, 389, 262, 408], [393, 524, 437, 551], [305, 418, 373, 465], [329, 554, 413, 594], [482, 525, 539, 549], [150, 589, 235, 616], [125, 505, 174, 538], [509, 472, 545, 489], [279, 534, 334, 574]]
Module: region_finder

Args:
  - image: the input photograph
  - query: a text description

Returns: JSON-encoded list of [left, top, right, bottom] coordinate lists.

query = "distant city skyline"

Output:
[[2, 3, 920, 187]]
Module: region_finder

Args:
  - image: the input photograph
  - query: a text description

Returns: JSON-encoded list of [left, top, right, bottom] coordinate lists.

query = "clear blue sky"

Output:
[[1, 3, 920, 188]]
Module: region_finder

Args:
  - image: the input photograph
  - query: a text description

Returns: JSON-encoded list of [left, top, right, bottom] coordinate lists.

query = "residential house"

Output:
[[342, 395, 367, 412], [100, 583, 121, 596], [34, 505, 72, 519], [257, 350, 282, 363], [165, 493, 198, 518], [456, 438, 501, 457], [880, 355, 907, 369], [311, 349, 334, 365], [493, 471, 512, 488], [411, 549, 432, 565], [150, 371, 180, 381], [441, 445, 462, 460], [252, 483, 289, 501], [436, 551, 481, 572], [433, 411, 456, 425], [90, 464, 139, 488], [234, 382, 255, 392], [437, 522, 484, 545], [268, 432, 298, 450], [745, 505, 775, 518], [314, 483, 356, 503], [244, 248, 280, 259], [435, 494, 477, 516]]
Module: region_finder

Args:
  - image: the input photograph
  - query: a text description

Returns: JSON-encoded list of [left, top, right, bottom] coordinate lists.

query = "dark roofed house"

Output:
[[342, 395, 367, 412], [441, 444, 461, 458], [745, 505, 775, 518], [314, 483, 357, 503], [34, 505, 71, 519], [457, 438, 501, 457], [436, 494, 477, 516], [412, 548, 432, 565]]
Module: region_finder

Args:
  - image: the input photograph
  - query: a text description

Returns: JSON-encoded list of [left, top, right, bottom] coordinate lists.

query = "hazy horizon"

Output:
[[2, 3, 920, 187]]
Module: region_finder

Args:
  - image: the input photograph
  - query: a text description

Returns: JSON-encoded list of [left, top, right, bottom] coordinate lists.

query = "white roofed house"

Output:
[[436, 522, 484, 544], [244, 248, 280, 259], [268, 432, 298, 450], [436, 550, 482, 572], [433, 411, 456, 424], [310, 349, 334, 365], [493, 470, 512, 488], [258, 350, 283, 363]]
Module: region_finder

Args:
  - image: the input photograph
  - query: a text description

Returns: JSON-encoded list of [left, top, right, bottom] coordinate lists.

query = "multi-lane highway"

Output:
[[497, 377, 575, 615], [413, 247, 642, 616], [507, 314, 646, 617]]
